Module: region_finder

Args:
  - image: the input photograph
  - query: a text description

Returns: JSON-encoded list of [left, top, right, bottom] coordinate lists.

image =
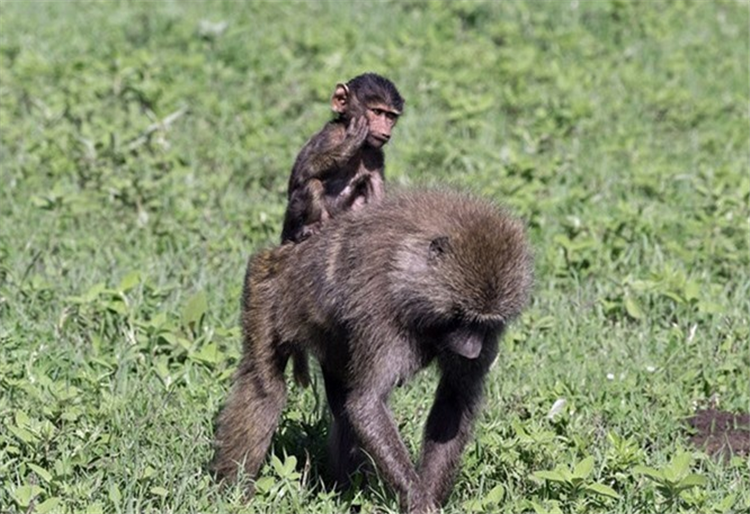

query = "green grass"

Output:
[[1, 1, 748, 512]]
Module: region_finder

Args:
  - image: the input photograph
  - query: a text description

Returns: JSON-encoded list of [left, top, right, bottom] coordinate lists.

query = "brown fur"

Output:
[[213, 188, 533, 512], [280, 73, 404, 245]]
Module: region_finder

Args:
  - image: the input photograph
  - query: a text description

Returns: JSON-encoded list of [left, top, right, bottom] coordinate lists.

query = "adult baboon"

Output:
[[214, 189, 533, 513]]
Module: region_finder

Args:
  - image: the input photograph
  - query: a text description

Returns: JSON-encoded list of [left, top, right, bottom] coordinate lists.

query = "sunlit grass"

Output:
[[1, 1, 748, 512]]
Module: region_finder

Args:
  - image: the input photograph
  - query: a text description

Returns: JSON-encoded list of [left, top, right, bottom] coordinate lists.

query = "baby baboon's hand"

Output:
[[342, 116, 369, 156]]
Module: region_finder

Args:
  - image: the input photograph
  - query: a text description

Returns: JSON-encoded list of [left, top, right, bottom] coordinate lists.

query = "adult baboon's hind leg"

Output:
[[212, 349, 288, 485], [322, 367, 368, 488]]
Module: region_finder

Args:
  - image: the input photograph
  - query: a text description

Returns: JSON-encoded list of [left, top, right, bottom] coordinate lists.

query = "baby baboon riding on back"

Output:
[[281, 73, 404, 244]]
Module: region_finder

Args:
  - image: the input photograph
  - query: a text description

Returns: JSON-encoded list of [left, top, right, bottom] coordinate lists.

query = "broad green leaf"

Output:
[[254, 476, 276, 494], [271, 455, 298, 478], [624, 296, 643, 319], [54, 460, 72, 477], [529, 501, 547, 514], [182, 291, 208, 327], [282, 455, 297, 476], [8, 424, 37, 444], [557, 467, 574, 483], [666, 451, 692, 481], [109, 483, 122, 505], [683, 280, 700, 302], [529, 500, 563, 514], [633, 465, 663, 482], [61, 406, 82, 422], [512, 420, 529, 437], [91, 334, 102, 355], [119, 270, 141, 292], [15, 410, 30, 427], [698, 301, 722, 314], [462, 498, 484, 512], [533, 470, 568, 484], [712, 493, 737, 513], [661, 291, 684, 304], [159, 332, 180, 346], [141, 466, 156, 479], [584, 483, 620, 499], [483, 484, 505, 505], [270, 454, 284, 476], [177, 336, 193, 352], [28, 463, 53, 483], [676, 473, 707, 491], [151, 486, 168, 497], [553, 235, 573, 250], [149, 311, 168, 329], [105, 299, 128, 314], [35, 497, 62, 514], [82, 283, 106, 303], [85, 502, 105, 514], [191, 342, 221, 364], [12, 485, 43, 508], [573, 456, 595, 479]]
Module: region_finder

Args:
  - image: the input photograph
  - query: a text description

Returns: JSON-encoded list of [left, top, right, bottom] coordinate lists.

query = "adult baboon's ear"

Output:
[[331, 83, 350, 114], [428, 236, 451, 262]]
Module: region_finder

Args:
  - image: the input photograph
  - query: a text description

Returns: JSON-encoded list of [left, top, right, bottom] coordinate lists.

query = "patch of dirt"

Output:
[[686, 409, 750, 461]]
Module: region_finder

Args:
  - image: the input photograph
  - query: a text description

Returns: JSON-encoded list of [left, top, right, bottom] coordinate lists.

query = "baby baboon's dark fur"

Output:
[[280, 72, 404, 244], [213, 189, 533, 513]]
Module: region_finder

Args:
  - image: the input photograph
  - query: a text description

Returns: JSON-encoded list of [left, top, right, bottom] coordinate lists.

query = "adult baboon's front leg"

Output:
[[347, 390, 433, 513], [417, 368, 486, 507]]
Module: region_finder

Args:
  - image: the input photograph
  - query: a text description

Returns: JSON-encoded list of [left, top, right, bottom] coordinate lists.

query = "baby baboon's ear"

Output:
[[331, 83, 350, 114]]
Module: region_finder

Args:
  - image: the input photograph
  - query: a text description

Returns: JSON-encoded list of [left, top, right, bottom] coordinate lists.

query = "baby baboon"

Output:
[[213, 189, 533, 513], [280, 72, 404, 244]]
